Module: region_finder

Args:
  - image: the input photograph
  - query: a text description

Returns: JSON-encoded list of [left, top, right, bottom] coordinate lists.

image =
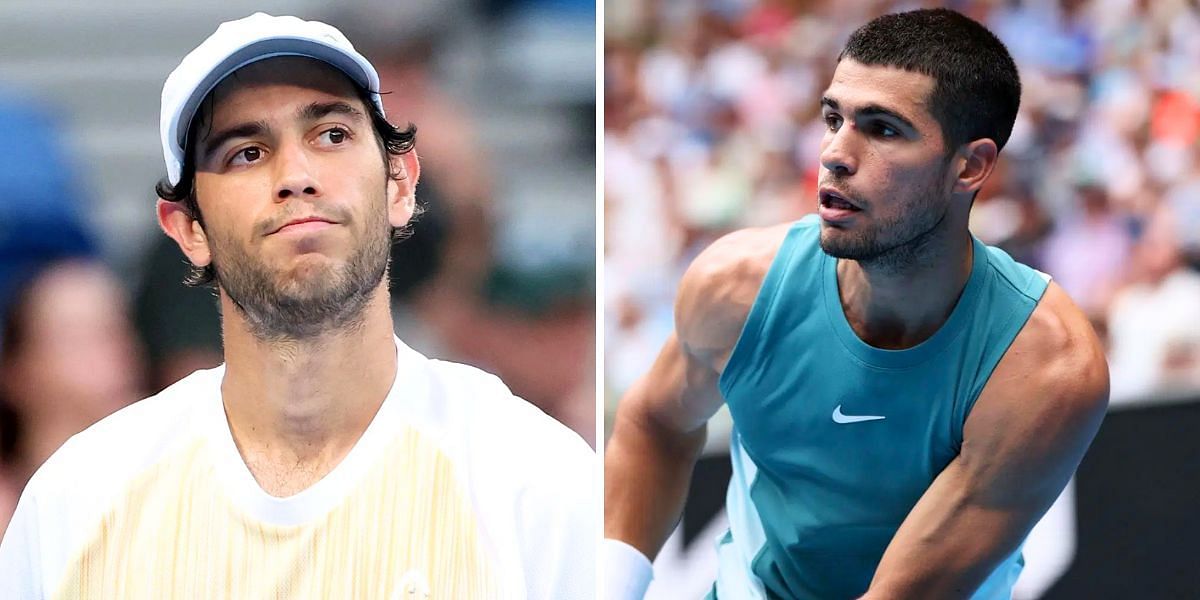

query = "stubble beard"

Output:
[[818, 168, 952, 275], [210, 197, 392, 343]]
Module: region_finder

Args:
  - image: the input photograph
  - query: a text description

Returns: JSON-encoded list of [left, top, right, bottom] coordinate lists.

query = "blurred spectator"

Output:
[[0, 96, 143, 532], [1107, 204, 1200, 403], [0, 217, 143, 534], [0, 262, 144, 531], [1039, 183, 1132, 318]]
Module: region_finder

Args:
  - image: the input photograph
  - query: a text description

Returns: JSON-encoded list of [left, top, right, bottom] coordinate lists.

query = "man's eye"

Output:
[[874, 123, 899, 138], [824, 114, 842, 131], [230, 147, 263, 166], [319, 128, 350, 145]]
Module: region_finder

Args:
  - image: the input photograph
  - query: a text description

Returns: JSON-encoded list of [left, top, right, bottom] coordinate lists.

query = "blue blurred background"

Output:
[[604, 0, 1200, 597], [0, 0, 595, 535]]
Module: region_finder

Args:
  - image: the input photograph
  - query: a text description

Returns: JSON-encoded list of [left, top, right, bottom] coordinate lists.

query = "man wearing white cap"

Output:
[[0, 13, 595, 599]]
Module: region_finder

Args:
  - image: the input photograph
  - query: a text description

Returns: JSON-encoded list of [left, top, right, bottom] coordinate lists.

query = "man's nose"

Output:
[[273, 142, 320, 201], [819, 126, 859, 177]]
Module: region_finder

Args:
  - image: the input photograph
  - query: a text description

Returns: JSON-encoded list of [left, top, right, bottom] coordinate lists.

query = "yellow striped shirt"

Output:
[[0, 338, 595, 599]]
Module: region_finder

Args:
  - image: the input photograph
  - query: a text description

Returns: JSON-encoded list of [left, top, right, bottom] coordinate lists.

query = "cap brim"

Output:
[[174, 37, 378, 151]]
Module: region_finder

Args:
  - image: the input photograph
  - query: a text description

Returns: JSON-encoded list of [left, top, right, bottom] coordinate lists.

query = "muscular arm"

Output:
[[604, 227, 786, 560], [602, 333, 723, 558], [863, 283, 1109, 599]]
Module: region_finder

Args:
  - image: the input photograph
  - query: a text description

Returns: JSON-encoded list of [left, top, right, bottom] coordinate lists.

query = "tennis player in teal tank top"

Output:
[[604, 8, 1110, 600], [711, 216, 1048, 599]]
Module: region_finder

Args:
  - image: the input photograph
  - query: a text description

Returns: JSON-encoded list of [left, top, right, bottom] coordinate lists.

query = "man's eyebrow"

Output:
[[298, 101, 365, 122], [858, 103, 917, 131], [821, 96, 917, 132], [199, 121, 268, 161]]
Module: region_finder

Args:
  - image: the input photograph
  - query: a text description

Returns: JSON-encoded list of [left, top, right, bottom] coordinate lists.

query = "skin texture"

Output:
[[603, 59, 1109, 598], [157, 57, 420, 497]]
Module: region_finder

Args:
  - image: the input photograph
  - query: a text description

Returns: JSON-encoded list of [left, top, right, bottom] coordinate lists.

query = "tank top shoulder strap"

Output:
[[951, 239, 1052, 440]]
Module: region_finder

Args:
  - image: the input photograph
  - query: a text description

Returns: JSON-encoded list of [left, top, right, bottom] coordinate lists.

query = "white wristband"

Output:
[[602, 538, 654, 600]]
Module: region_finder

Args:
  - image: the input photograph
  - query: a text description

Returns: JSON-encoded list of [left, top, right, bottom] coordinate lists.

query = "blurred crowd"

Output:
[[0, 0, 593, 535], [605, 0, 1200, 413]]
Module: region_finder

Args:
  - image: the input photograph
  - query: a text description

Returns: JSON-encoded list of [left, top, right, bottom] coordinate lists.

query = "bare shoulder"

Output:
[[969, 282, 1109, 439], [1008, 282, 1108, 405], [675, 224, 792, 370]]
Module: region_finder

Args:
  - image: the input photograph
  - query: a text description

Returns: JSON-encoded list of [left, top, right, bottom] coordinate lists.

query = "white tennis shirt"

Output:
[[0, 337, 595, 598]]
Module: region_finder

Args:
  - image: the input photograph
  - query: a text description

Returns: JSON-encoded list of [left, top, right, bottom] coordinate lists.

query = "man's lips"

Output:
[[818, 187, 863, 211], [268, 216, 338, 235], [818, 187, 864, 224]]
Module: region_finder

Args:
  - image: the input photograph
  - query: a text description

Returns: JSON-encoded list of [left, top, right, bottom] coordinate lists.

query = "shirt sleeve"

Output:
[[0, 485, 45, 599], [518, 438, 597, 600]]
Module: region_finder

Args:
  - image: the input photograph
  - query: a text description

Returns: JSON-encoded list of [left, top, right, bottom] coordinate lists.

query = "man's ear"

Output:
[[157, 199, 212, 268], [385, 151, 420, 229], [952, 139, 999, 196]]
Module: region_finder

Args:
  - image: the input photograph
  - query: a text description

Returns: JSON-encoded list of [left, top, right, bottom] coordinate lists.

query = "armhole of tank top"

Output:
[[951, 263, 1049, 446], [984, 244, 1052, 305], [718, 226, 801, 398]]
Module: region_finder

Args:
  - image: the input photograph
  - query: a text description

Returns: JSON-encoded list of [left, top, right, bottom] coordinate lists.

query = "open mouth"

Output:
[[819, 189, 862, 212]]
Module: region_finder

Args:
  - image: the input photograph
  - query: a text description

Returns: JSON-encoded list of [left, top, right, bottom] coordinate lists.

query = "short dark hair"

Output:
[[154, 84, 418, 287], [838, 8, 1021, 153]]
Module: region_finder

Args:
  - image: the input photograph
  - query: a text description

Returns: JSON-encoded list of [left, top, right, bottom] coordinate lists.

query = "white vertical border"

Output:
[[594, 0, 606, 596]]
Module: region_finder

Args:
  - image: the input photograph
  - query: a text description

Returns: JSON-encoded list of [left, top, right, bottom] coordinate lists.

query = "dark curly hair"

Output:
[[839, 8, 1021, 154], [154, 84, 418, 287]]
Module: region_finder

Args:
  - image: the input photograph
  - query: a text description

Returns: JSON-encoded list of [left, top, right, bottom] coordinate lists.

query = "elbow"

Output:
[[610, 391, 707, 463]]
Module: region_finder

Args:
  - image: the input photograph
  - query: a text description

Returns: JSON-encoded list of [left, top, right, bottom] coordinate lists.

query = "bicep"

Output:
[[959, 285, 1108, 512], [618, 226, 777, 435], [618, 332, 724, 437], [958, 382, 1105, 514]]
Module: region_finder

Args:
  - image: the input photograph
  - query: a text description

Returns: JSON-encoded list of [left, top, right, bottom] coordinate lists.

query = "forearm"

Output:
[[865, 538, 1006, 599], [864, 521, 1023, 600], [863, 468, 1034, 599], [603, 406, 706, 560]]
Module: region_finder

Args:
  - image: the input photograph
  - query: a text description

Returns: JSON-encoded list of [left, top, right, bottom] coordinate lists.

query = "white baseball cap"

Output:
[[159, 12, 385, 185]]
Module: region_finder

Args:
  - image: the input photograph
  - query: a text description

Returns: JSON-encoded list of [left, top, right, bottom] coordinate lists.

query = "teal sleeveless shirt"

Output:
[[712, 216, 1049, 599]]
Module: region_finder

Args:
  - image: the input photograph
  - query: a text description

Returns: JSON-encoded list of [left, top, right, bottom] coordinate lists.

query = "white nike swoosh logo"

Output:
[[832, 405, 886, 424]]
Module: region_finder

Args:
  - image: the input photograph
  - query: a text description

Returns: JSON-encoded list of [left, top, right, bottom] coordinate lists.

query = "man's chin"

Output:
[[274, 255, 342, 284], [819, 229, 875, 260], [274, 277, 352, 306], [283, 250, 340, 271]]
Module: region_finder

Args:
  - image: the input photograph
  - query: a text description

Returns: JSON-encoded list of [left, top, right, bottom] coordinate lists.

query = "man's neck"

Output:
[[837, 229, 974, 350], [218, 284, 398, 497]]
